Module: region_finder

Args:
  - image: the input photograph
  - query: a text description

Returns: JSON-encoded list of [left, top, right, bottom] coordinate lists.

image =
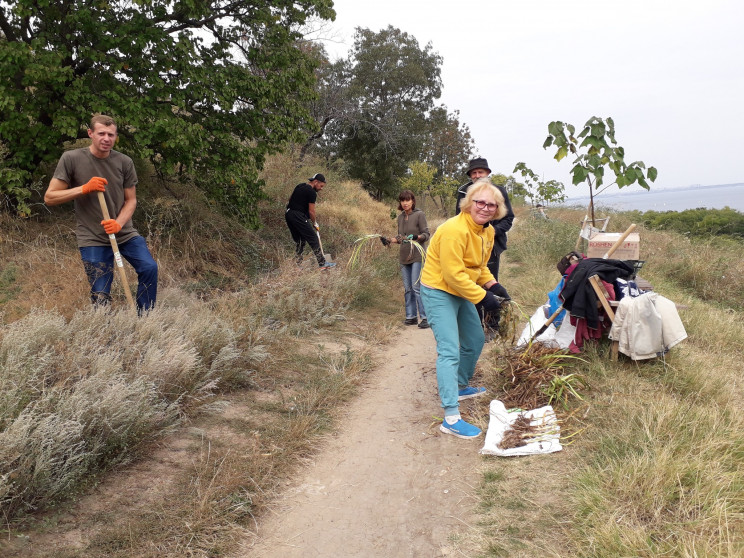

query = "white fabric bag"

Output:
[[517, 305, 574, 350], [480, 400, 562, 457]]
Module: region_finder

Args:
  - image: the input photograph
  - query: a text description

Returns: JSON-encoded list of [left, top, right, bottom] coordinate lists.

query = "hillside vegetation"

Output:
[[464, 207, 744, 556], [0, 155, 397, 531], [2, 166, 744, 556]]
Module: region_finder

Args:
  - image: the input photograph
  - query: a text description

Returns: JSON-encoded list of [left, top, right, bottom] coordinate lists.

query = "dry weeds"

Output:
[[3, 171, 744, 557], [0, 290, 262, 522], [465, 206, 744, 557], [490, 344, 586, 412]]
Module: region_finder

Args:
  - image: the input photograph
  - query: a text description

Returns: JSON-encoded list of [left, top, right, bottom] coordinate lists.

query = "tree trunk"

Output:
[[299, 117, 332, 161]]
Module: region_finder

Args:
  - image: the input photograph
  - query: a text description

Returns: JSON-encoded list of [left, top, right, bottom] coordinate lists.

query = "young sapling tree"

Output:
[[512, 162, 566, 207], [543, 116, 658, 225]]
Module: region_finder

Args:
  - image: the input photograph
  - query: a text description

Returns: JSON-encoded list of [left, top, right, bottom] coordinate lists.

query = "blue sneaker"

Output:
[[320, 262, 337, 270], [440, 418, 482, 439], [458, 386, 486, 401]]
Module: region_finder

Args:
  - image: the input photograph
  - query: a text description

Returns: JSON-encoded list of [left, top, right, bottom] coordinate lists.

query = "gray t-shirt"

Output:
[[53, 148, 139, 247]]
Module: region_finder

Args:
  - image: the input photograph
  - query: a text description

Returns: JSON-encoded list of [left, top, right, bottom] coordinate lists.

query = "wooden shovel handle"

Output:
[[529, 305, 563, 343], [603, 223, 636, 259], [97, 192, 136, 311]]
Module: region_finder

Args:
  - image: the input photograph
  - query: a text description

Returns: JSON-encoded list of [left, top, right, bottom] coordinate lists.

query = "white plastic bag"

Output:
[[480, 400, 562, 457], [516, 305, 575, 350], [516, 305, 558, 347]]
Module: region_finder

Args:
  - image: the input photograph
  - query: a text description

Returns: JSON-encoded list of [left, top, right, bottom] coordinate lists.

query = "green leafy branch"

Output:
[[512, 162, 566, 206], [543, 116, 658, 224]]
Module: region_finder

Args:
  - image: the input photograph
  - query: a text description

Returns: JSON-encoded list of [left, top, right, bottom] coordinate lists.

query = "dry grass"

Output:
[[58, 338, 377, 558], [463, 205, 744, 557], [0, 288, 270, 522], [0, 154, 399, 554]]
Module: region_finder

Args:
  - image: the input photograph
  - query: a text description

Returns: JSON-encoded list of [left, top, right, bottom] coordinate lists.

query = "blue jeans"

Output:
[[80, 235, 158, 311], [421, 286, 485, 415], [401, 262, 426, 320]]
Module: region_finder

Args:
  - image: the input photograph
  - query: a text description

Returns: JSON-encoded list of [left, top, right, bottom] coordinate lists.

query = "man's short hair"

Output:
[[90, 114, 117, 130], [459, 178, 507, 220]]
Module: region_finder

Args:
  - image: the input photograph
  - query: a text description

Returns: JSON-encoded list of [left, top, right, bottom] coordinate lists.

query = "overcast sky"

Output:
[[319, 0, 743, 196]]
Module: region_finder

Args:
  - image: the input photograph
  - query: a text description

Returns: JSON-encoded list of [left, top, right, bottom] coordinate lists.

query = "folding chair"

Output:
[[588, 274, 620, 361]]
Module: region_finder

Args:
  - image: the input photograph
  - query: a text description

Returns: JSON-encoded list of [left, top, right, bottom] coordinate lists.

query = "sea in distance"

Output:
[[560, 183, 744, 213]]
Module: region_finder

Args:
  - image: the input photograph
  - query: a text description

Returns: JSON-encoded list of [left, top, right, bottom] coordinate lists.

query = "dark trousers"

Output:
[[487, 249, 502, 282], [474, 250, 504, 330], [285, 209, 325, 266], [79, 235, 158, 311]]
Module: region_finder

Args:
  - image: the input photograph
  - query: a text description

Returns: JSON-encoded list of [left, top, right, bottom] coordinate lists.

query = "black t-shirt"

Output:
[[286, 183, 317, 218]]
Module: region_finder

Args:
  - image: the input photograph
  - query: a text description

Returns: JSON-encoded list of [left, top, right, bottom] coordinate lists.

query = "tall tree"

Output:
[[0, 0, 335, 223], [297, 46, 354, 161], [422, 106, 474, 181], [327, 26, 443, 199]]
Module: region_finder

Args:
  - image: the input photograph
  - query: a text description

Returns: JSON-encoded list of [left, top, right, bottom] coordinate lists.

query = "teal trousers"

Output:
[[421, 286, 485, 415]]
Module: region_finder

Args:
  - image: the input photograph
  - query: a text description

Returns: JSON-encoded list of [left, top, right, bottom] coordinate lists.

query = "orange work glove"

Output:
[[101, 219, 122, 235], [81, 176, 107, 194]]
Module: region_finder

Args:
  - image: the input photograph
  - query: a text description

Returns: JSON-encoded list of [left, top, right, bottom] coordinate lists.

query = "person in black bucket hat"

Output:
[[455, 157, 515, 338], [456, 158, 514, 279], [285, 173, 336, 269], [464, 157, 491, 176]]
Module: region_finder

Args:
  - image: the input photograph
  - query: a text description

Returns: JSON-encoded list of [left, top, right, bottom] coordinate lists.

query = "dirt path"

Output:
[[236, 325, 484, 558], [2, 323, 487, 558]]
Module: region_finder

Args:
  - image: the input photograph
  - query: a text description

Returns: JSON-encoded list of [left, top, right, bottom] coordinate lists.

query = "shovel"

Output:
[[528, 223, 636, 343], [98, 192, 136, 312], [316, 228, 333, 264]]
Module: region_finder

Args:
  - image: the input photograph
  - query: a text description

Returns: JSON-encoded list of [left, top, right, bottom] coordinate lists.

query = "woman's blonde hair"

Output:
[[460, 178, 507, 220]]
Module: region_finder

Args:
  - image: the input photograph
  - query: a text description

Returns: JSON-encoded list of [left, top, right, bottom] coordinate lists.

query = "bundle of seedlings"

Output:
[[497, 343, 587, 412], [349, 234, 426, 271], [484, 299, 520, 344], [349, 234, 384, 269], [497, 412, 560, 450]]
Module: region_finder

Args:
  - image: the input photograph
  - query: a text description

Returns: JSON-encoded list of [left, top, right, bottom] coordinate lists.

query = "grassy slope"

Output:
[[2, 167, 744, 556], [0, 155, 402, 555], [460, 208, 744, 557]]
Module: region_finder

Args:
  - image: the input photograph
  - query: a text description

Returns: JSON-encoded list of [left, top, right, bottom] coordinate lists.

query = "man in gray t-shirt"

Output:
[[45, 115, 158, 311]]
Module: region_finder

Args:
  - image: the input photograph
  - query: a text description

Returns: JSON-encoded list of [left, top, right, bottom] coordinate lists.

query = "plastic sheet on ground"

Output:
[[516, 305, 575, 349], [480, 400, 562, 457]]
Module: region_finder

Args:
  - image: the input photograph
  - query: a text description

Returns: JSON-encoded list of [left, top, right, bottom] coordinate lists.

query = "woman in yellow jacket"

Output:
[[420, 179, 508, 439]]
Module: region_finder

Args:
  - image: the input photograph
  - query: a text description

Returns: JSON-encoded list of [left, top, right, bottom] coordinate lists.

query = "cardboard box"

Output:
[[586, 232, 640, 260]]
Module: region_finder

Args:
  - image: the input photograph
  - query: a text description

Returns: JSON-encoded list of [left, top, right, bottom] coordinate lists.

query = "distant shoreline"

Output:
[[560, 182, 743, 213]]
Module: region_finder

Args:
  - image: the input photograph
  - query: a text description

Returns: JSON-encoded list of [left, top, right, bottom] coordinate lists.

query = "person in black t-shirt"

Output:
[[285, 173, 335, 269]]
